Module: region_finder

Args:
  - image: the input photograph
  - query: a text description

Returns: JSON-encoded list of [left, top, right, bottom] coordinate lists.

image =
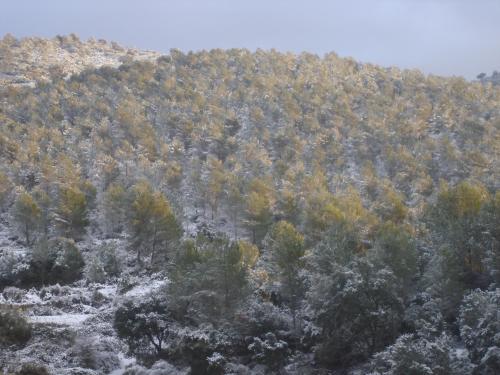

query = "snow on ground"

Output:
[[108, 353, 137, 375], [0, 220, 27, 257], [0, 220, 176, 373], [29, 313, 91, 326], [97, 284, 118, 299], [124, 278, 167, 298]]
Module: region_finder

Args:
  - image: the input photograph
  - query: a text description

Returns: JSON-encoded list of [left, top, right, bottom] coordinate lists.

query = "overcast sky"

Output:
[[1, 0, 499, 79]]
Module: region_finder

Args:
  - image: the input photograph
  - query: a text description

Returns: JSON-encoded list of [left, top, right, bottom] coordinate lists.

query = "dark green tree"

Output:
[[12, 191, 41, 245]]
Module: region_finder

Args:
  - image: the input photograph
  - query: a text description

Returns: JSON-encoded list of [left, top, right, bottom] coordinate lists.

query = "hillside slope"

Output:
[[0, 37, 499, 374]]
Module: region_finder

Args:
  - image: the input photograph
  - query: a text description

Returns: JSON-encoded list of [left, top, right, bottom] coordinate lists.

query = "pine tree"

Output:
[[226, 173, 244, 238], [245, 178, 274, 245], [32, 187, 52, 237], [0, 171, 12, 211], [102, 182, 126, 235], [129, 182, 182, 266], [55, 186, 89, 240], [267, 221, 305, 328], [168, 235, 254, 320], [12, 191, 41, 246]]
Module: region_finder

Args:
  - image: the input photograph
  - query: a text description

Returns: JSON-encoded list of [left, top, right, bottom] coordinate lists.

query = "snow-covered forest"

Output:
[[0, 35, 499, 374]]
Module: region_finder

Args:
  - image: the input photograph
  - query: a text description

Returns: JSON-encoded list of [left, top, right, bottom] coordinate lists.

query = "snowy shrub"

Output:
[[222, 363, 253, 375], [71, 335, 120, 373], [206, 352, 226, 375], [16, 363, 50, 375], [459, 289, 500, 363], [53, 237, 86, 283], [166, 234, 251, 324], [86, 242, 122, 284], [86, 257, 106, 284], [235, 298, 290, 337], [308, 257, 404, 368], [0, 251, 28, 287], [98, 242, 122, 277], [2, 286, 26, 302], [369, 333, 474, 375], [123, 360, 187, 375], [475, 346, 500, 375], [248, 332, 289, 369], [118, 275, 140, 294], [39, 284, 62, 298], [0, 252, 16, 286], [403, 292, 444, 339], [23, 237, 85, 286], [114, 296, 172, 359], [0, 306, 32, 347]]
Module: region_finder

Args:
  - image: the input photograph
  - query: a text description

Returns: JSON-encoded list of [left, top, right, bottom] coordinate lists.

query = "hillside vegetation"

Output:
[[0, 36, 499, 374], [0, 34, 160, 86]]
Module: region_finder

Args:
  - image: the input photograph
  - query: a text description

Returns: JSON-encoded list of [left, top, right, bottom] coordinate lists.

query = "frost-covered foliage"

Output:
[[114, 295, 172, 359], [369, 333, 474, 375], [308, 257, 404, 367], [459, 288, 500, 370], [248, 332, 289, 369], [235, 298, 291, 337], [122, 360, 188, 375], [86, 242, 122, 283], [426, 183, 499, 319], [70, 335, 121, 373], [166, 234, 251, 322], [15, 363, 50, 375], [0, 306, 32, 347], [403, 293, 444, 339], [0, 251, 27, 288], [23, 237, 85, 286]]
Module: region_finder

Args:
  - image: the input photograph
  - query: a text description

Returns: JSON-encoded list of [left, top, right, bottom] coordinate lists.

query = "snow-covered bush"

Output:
[[0, 306, 32, 347], [166, 324, 236, 375], [167, 234, 251, 323], [86, 242, 123, 284], [2, 286, 26, 302], [16, 363, 50, 375], [114, 296, 172, 359], [52, 237, 86, 283], [206, 352, 226, 375], [123, 360, 187, 375], [459, 289, 500, 364], [403, 292, 444, 339], [86, 257, 106, 284], [22, 237, 85, 286], [71, 335, 121, 373], [0, 251, 28, 287], [475, 347, 500, 375], [308, 257, 404, 368], [248, 332, 289, 369], [235, 298, 291, 337], [98, 242, 122, 277], [369, 333, 474, 375], [118, 275, 141, 294]]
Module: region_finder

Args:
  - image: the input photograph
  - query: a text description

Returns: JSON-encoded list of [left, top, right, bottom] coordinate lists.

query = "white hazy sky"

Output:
[[1, 0, 499, 79]]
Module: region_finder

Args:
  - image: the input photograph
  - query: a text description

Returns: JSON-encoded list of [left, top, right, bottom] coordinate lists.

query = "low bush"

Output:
[[16, 363, 50, 375], [0, 306, 32, 347]]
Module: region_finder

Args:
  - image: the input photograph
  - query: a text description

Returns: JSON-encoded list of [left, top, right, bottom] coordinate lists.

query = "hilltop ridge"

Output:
[[0, 34, 161, 86]]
